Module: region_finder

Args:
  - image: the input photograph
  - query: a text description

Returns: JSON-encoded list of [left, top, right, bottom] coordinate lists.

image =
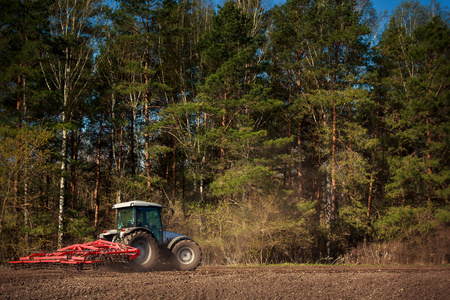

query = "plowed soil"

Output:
[[1, 265, 449, 299]]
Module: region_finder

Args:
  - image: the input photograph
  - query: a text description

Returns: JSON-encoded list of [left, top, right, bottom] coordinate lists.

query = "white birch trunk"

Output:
[[40, 0, 99, 248]]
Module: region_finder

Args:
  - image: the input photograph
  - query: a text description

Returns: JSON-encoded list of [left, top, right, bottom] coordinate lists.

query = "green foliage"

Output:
[[339, 201, 371, 239], [373, 206, 441, 241], [211, 164, 274, 198], [66, 215, 95, 242], [436, 206, 450, 225], [201, 1, 254, 73], [0, 125, 58, 259]]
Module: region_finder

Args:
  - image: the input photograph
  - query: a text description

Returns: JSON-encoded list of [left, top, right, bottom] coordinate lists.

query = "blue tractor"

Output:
[[100, 201, 202, 271]]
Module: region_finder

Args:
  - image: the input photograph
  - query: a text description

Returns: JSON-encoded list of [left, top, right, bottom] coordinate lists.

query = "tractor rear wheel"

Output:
[[122, 231, 158, 272], [171, 240, 202, 271]]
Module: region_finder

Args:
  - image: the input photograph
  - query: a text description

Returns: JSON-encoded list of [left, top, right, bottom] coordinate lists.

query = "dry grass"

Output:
[[342, 227, 450, 265]]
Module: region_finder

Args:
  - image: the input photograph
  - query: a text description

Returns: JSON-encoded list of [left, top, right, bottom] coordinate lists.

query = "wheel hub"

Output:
[[178, 247, 195, 264], [133, 240, 150, 264]]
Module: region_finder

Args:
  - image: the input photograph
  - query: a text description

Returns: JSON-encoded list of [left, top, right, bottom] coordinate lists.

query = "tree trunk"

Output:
[[297, 122, 302, 199], [144, 36, 151, 189], [58, 55, 70, 248], [172, 142, 177, 204], [130, 110, 136, 176], [331, 101, 337, 224], [94, 116, 103, 229], [117, 110, 125, 205], [368, 90, 382, 217], [15, 74, 23, 227], [221, 104, 226, 176], [58, 126, 67, 249], [427, 114, 432, 204], [70, 128, 79, 209], [367, 169, 374, 218]]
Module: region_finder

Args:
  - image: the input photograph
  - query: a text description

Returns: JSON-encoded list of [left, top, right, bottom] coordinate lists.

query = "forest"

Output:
[[0, 0, 449, 265]]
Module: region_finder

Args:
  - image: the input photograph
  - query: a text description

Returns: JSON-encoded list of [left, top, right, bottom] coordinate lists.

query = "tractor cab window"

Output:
[[117, 207, 135, 229], [136, 207, 162, 242], [136, 207, 161, 229]]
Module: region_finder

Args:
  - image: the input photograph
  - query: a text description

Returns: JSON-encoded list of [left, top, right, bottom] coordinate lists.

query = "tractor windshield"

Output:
[[116, 207, 135, 229]]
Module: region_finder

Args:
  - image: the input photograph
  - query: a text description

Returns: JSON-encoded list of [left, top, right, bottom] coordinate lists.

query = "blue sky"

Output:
[[370, 0, 447, 14], [213, 0, 449, 14]]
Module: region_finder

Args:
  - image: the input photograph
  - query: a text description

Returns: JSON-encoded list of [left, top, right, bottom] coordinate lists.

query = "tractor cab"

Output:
[[100, 201, 164, 244], [113, 201, 163, 243]]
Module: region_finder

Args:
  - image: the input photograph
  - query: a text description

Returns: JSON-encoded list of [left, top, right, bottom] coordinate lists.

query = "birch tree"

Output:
[[40, 0, 102, 248]]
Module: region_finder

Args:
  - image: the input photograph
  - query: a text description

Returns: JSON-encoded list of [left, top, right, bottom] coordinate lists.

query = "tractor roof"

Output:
[[113, 200, 162, 209]]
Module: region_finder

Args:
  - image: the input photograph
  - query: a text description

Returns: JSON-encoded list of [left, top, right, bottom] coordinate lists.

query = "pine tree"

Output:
[[199, 1, 277, 203], [0, 0, 52, 126], [270, 0, 372, 227], [0, 0, 58, 251], [379, 6, 449, 205]]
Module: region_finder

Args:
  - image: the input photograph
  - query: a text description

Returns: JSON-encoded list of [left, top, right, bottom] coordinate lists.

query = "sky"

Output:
[[213, 0, 450, 14], [370, 0, 448, 14]]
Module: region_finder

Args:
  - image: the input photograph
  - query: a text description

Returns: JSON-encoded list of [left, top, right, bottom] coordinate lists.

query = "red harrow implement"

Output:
[[9, 239, 140, 271]]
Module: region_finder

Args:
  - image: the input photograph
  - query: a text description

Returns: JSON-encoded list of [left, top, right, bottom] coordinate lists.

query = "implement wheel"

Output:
[[122, 231, 158, 272], [171, 240, 202, 271]]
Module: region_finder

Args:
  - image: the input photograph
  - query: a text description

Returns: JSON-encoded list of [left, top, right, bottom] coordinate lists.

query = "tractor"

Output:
[[10, 200, 202, 272], [100, 200, 202, 271]]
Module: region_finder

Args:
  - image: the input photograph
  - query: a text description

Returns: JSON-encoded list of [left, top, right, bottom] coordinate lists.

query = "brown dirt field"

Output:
[[0, 265, 449, 299]]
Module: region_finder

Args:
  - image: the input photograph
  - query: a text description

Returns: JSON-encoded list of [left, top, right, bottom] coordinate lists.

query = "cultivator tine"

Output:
[[9, 239, 140, 271]]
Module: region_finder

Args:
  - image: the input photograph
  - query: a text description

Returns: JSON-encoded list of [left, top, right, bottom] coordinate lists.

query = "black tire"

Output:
[[122, 230, 158, 272], [171, 239, 202, 271]]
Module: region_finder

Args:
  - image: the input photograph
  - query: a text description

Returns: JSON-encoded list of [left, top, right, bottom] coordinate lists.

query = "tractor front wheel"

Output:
[[171, 240, 202, 271], [122, 231, 158, 272]]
